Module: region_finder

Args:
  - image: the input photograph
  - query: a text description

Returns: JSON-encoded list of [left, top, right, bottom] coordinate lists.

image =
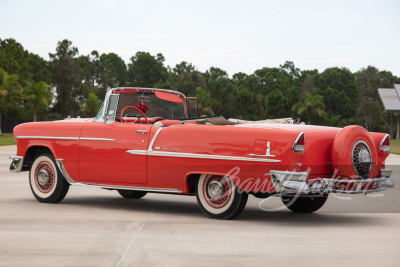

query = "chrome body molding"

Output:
[[77, 183, 182, 193], [249, 154, 276, 158], [270, 170, 395, 195], [9, 156, 24, 173], [148, 127, 165, 151], [16, 136, 79, 140], [55, 158, 181, 193], [146, 126, 279, 162], [249, 141, 276, 157], [16, 136, 114, 141], [55, 159, 76, 184], [126, 150, 147, 156], [80, 137, 115, 141], [147, 151, 282, 163]]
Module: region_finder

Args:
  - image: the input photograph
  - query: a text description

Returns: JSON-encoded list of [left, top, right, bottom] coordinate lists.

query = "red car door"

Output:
[[78, 120, 152, 184]]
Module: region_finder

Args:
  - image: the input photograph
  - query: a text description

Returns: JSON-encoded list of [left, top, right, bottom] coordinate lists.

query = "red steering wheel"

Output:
[[120, 106, 148, 124]]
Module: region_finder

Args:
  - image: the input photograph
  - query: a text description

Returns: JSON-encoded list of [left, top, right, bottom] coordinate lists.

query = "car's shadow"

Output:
[[50, 194, 385, 226]]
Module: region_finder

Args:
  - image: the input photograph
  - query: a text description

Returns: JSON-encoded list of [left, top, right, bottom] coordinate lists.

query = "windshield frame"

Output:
[[93, 87, 189, 122]]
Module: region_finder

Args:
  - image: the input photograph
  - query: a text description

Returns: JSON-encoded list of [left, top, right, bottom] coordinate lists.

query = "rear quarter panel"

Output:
[[147, 124, 305, 193]]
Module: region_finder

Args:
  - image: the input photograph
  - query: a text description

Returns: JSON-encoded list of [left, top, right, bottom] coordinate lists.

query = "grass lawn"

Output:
[[0, 133, 16, 146], [390, 139, 400, 155]]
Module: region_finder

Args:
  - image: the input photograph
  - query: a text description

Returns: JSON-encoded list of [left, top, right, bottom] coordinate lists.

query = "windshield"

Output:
[[116, 92, 185, 120]]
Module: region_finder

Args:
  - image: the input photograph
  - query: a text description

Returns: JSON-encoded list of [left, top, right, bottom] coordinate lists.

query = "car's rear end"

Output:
[[268, 125, 394, 196]]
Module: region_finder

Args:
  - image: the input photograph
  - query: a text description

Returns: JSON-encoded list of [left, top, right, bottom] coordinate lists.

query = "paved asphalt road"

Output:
[[0, 145, 399, 266]]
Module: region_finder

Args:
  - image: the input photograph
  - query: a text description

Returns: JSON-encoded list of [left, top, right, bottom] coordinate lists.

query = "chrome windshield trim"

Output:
[[147, 151, 282, 163], [9, 155, 24, 173], [16, 136, 79, 140], [126, 150, 147, 155], [80, 137, 115, 141], [101, 87, 188, 121]]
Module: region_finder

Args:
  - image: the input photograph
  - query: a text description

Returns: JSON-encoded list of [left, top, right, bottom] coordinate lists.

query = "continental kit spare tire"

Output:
[[332, 125, 378, 179]]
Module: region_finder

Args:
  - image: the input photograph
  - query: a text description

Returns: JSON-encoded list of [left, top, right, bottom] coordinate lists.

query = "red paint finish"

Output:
[[12, 113, 389, 194], [79, 120, 152, 184], [254, 140, 268, 155], [332, 126, 378, 179], [13, 120, 86, 181]]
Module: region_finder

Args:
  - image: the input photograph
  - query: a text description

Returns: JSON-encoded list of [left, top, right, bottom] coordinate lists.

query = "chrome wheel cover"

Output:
[[203, 175, 232, 208], [35, 162, 55, 193], [352, 140, 372, 176]]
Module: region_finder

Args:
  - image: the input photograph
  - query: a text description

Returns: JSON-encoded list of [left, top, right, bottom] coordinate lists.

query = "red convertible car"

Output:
[[9, 87, 395, 219]]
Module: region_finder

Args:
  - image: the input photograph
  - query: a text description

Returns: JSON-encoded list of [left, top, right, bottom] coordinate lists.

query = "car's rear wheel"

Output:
[[281, 195, 328, 213], [117, 190, 147, 199], [196, 174, 248, 219], [29, 153, 69, 203]]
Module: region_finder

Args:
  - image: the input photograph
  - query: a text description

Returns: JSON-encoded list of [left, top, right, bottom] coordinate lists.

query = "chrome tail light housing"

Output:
[[292, 132, 305, 153], [380, 134, 390, 153]]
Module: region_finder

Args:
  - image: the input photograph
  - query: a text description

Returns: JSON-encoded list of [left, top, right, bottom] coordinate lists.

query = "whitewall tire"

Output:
[[29, 153, 69, 203], [196, 174, 248, 219]]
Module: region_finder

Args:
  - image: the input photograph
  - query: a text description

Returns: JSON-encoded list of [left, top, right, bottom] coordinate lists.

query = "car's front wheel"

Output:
[[117, 190, 147, 199], [196, 174, 248, 219], [281, 195, 328, 213], [29, 153, 69, 203]]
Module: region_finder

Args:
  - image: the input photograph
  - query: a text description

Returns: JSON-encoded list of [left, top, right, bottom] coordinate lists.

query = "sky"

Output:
[[1, 0, 400, 77]]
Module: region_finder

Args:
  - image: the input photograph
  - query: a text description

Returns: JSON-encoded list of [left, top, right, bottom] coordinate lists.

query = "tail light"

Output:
[[292, 132, 305, 153], [380, 134, 390, 153]]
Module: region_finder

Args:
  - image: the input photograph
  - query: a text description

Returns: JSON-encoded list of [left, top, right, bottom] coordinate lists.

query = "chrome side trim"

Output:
[[55, 158, 181, 193], [147, 151, 282, 163], [77, 183, 182, 193], [9, 155, 24, 173], [126, 150, 147, 156], [16, 136, 79, 140], [249, 154, 276, 158], [127, 148, 281, 162], [16, 136, 115, 141], [55, 159, 77, 184], [148, 127, 165, 151], [249, 141, 276, 158], [80, 137, 115, 141]]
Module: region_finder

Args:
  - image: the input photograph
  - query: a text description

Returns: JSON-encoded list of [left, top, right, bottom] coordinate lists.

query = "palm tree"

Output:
[[292, 92, 325, 124], [82, 93, 102, 117], [195, 87, 215, 116], [26, 81, 53, 122], [0, 69, 20, 135]]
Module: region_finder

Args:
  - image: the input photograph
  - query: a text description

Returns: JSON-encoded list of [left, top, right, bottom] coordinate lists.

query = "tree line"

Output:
[[0, 38, 399, 136]]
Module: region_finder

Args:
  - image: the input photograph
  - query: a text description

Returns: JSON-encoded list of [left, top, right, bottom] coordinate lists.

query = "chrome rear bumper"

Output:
[[270, 169, 394, 195], [9, 156, 24, 173]]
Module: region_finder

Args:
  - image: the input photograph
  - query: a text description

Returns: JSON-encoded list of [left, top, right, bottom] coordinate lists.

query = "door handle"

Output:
[[136, 130, 147, 135]]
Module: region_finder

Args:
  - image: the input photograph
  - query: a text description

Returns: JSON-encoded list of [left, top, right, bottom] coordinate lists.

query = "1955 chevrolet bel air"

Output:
[[9, 87, 395, 219]]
